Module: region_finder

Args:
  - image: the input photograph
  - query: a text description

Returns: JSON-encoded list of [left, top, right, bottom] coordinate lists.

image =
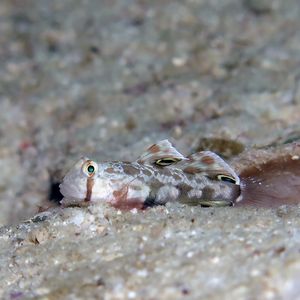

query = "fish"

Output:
[[59, 140, 241, 209]]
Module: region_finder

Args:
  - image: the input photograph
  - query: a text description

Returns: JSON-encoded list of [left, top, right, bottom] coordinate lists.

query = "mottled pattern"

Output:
[[60, 140, 241, 208], [137, 139, 186, 165]]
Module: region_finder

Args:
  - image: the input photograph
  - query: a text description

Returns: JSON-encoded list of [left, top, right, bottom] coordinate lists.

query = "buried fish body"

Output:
[[59, 140, 241, 209]]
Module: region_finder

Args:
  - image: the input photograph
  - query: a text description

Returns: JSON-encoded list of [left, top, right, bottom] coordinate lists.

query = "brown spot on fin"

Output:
[[174, 151, 240, 184], [136, 139, 186, 165], [236, 155, 300, 207]]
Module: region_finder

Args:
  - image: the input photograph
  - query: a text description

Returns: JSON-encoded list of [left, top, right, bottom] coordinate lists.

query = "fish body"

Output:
[[60, 140, 241, 209]]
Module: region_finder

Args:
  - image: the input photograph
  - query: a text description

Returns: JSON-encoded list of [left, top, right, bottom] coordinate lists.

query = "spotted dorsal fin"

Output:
[[136, 139, 186, 165], [175, 151, 240, 185]]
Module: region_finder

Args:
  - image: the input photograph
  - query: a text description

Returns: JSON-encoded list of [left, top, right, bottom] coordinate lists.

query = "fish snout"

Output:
[[59, 171, 88, 205]]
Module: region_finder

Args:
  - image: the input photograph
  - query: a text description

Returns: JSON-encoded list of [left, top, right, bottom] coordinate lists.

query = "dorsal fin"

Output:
[[175, 151, 240, 184], [136, 139, 186, 165]]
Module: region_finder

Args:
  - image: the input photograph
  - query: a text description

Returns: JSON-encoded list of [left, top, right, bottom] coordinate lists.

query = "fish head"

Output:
[[59, 157, 111, 206]]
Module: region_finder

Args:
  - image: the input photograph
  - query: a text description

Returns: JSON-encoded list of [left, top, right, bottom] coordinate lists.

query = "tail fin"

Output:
[[236, 156, 300, 207]]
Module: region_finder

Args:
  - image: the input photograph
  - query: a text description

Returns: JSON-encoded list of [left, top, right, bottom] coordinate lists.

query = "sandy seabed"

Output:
[[1, 0, 300, 298]]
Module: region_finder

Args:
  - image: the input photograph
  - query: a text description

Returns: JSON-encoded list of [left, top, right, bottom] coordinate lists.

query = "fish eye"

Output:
[[217, 174, 236, 184], [87, 165, 95, 173], [82, 160, 98, 177], [155, 158, 180, 167]]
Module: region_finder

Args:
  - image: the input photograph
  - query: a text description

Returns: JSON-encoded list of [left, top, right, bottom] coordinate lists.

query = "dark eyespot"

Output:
[[87, 165, 95, 174], [217, 175, 236, 184], [155, 158, 180, 167]]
